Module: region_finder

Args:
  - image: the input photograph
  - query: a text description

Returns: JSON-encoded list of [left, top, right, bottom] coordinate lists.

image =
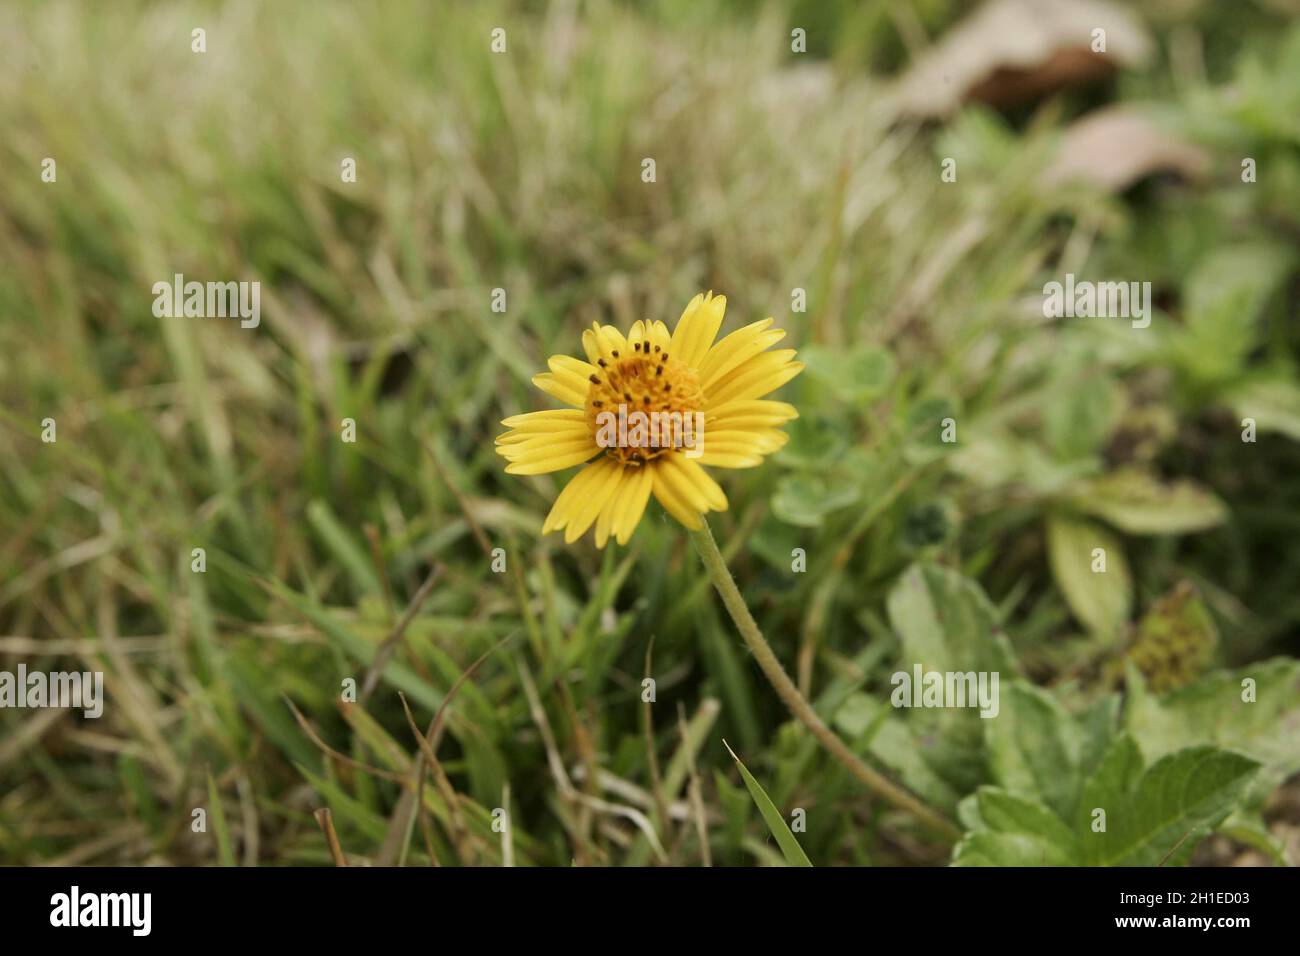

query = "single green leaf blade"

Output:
[[1047, 514, 1132, 639], [207, 770, 237, 867], [724, 740, 812, 867]]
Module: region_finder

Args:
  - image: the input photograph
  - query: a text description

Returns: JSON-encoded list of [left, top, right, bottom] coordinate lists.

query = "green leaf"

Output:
[[833, 692, 964, 814], [207, 770, 237, 867], [1044, 366, 1122, 463], [264, 578, 443, 713], [952, 788, 1078, 866], [306, 499, 381, 596], [802, 343, 895, 403], [1186, 242, 1294, 320], [723, 740, 812, 867], [1175, 242, 1294, 383], [886, 561, 1016, 675], [296, 765, 390, 843], [777, 413, 847, 467], [985, 682, 1094, 821], [956, 738, 1260, 867], [1079, 737, 1259, 866], [1046, 513, 1132, 639], [771, 472, 860, 527], [1125, 658, 1300, 805], [951, 430, 1093, 495], [1069, 469, 1228, 535], [1228, 377, 1300, 441]]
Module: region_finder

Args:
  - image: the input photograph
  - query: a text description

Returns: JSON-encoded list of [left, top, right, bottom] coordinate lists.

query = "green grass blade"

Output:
[[724, 740, 812, 867], [206, 770, 237, 867]]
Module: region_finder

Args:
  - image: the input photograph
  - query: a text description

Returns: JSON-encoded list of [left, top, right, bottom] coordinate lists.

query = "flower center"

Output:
[[585, 343, 704, 464]]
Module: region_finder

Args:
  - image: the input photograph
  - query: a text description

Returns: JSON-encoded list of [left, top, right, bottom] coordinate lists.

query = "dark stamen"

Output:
[[589, 374, 601, 384]]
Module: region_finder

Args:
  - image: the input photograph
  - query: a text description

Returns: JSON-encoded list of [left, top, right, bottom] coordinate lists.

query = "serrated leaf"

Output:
[[1069, 469, 1228, 534], [1046, 513, 1132, 639], [724, 740, 812, 867], [1079, 737, 1259, 866], [1125, 658, 1300, 805], [957, 739, 1260, 867], [952, 788, 1078, 866]]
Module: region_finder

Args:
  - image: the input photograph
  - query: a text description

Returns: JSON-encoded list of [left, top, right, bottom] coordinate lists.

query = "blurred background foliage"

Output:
[[1, 0, 1298, 866]]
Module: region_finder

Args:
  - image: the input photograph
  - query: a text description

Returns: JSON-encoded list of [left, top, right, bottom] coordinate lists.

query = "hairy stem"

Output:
[[688, 519, 960, 842]]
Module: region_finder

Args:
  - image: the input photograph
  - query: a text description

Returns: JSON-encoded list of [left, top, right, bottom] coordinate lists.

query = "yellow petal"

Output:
[[696, 429, 788, 456], [693, 450, 764, 468], [612, 463, 654, 544], [499, 434, 599, 462], [501, 408, 587, 430], [648, 320, 672, 353], [670, 292, 727, 370], [504, 443, 600, 475], [658, 453, 728, 513], [581, 328, 602, 365], [543, 459, 610, 533], [704, 399, 799, 430], [550, 353, 599, 381], [563, 459, 627, 543], [594, 461, 651, 548], [697, 319, 785, 389], [532, 372, 588, 408], [498, 409, 590, 445], [626, 319, 647, 352], [705, 351, 802, 405], [583, 323, 630, 366], [651, 460, 704, 530]]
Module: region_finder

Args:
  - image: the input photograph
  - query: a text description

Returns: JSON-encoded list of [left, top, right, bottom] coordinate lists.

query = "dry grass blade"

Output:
[[378, 632, 517, 866], [314, 808, 349, 867], [285, 698, 408, 783]]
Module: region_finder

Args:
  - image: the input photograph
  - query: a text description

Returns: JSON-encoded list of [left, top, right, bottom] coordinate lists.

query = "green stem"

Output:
[[688, 519, 960, 842]]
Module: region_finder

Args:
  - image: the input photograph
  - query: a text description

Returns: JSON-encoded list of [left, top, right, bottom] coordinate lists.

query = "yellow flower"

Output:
[[498, 292, 803, 547]]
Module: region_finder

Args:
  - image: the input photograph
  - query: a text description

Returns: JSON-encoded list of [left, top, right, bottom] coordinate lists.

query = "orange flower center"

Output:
[[584, 342, 704, 465]]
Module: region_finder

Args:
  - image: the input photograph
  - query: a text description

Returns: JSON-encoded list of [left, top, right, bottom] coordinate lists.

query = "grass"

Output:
[[1, 0, 1298, 867]]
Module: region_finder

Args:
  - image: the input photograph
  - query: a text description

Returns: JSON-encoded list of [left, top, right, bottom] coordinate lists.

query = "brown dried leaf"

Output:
[[1040, 105, 1211, 191], [892, 0, 1153, 119]]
